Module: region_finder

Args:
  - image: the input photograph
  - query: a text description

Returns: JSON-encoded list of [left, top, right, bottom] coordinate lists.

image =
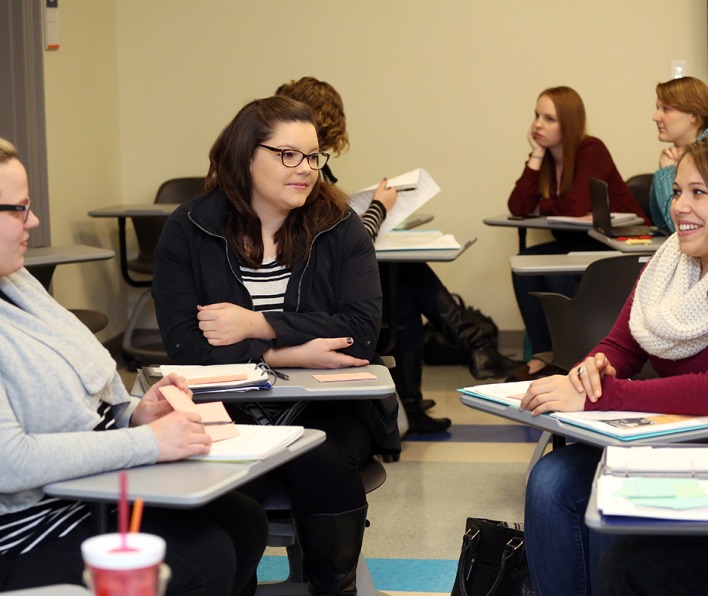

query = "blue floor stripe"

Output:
[[404, 423, 542, 443], [258, 556, 457, 592]]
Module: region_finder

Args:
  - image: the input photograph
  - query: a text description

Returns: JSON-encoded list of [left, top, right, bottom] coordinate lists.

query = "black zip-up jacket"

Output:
[[152, 187, 382, 366]]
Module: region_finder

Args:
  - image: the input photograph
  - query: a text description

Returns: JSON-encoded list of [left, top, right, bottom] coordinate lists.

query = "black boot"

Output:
[[427, 288, 522, 380], [391, 351, 451, 434], [293, 505, 368, 595]]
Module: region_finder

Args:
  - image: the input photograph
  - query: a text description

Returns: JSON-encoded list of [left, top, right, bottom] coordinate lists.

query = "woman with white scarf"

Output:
[[0, 138, 267, 594], [518, 139, 708, 595]]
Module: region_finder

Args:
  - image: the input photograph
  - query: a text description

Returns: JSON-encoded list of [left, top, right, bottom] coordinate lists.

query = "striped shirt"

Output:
[[0, 400, 117, 557]]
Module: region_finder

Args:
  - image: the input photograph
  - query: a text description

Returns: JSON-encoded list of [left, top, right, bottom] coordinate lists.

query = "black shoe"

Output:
[[420, 399, 436, 411], [469, 347, 524, 380], [406, 409, 451, 434]]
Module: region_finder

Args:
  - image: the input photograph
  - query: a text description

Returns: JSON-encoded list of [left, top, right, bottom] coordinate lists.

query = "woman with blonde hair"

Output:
[[507, 86, 647, 380], [650, 76, 708, 231]]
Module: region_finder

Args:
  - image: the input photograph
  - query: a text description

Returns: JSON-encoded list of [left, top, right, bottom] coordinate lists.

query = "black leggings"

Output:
[[0, 491, 268, 596], [238, 401, 374, 515]]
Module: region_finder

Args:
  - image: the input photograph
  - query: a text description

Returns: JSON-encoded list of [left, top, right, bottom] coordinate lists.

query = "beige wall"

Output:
[[43, 0, 708, 339]]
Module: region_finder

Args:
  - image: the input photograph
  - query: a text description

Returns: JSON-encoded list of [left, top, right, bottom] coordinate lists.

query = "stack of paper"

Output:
[[348, 168, 441, 238], [159, 363, 271, 394], [546, 213, 640, 227], [190, 425, 304, 461], [597, 446, 708, 520], [374, 230, 462, 252]]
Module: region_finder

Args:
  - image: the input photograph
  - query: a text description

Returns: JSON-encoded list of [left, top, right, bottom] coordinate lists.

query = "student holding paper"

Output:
[[649, 76, 708, 232], [507, 86, 647, 381], [519, 140, 708, 595], [276, 76, 520, 434], [153, 96, 396, 595], [0, 138, 268, 595]]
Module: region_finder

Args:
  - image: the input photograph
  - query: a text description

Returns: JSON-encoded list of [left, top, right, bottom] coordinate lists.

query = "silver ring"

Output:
[[577, 366, 585, 376]]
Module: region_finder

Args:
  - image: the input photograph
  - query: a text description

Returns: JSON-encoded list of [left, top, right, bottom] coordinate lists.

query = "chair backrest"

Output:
[[531, 255, 648, 372], [130, 177, 206, 276], [626, 174, 653, 223]]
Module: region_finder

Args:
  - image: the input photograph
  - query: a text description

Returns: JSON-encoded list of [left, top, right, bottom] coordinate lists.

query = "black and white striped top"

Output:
[[0, 400, 118, 557], [240, 258, 291, 312]]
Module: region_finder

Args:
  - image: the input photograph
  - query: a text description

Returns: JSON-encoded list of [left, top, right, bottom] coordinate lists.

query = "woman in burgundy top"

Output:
[[508, 86, 648, 380], [520, 140, 708, 596]]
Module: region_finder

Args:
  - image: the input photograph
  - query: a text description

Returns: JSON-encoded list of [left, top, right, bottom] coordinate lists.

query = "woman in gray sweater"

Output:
[[0, 137, 267, 595]]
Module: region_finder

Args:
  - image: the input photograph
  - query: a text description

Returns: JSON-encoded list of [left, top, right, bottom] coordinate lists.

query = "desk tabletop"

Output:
[[376, 238, 474, 262], [588, 229, 666, 253], [459, 392, 708, 449], [509, 251, 646, 276], [88, 203, 180, 218], [44, 428, 325, 508], [484, 214, 596, 232], [25, 244, 115, 267]]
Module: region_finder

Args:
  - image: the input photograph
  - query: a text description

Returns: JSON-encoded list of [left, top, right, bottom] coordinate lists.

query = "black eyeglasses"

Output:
[[258, 144, 330, 170], [0, 199, 31, 223]]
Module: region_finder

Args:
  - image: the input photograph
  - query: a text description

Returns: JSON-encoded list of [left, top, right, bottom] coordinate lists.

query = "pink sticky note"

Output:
[[312, 372, 378, 382], [205, 424, 241, 442], [187, 373, 247, 385], [159, 385, 231, 423]]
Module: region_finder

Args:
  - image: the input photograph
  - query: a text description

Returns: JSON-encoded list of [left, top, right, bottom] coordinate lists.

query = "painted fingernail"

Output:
[[346, 337, 353, 345]]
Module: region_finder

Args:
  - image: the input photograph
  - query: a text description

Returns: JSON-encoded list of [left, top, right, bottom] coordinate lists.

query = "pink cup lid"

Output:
[[81, 532, 165, 570]]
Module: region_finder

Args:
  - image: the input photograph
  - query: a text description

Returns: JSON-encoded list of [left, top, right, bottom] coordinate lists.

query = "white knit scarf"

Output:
[[629, 234, 708, 360]]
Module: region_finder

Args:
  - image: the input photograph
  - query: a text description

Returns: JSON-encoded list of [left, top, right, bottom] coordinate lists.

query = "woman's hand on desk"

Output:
[[570, 352, 616, 402], [519, 375, 586, 415], [197, 302, 275, 345], [149, 411, 212, 462], [264, 337, 369, 369]]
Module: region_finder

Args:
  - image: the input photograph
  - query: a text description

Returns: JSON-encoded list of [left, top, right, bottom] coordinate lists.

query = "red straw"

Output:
[[119, 470, 128, 549]]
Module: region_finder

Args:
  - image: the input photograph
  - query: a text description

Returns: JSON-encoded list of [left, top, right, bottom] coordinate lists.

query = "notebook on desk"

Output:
[[590, 178, 667, 238]]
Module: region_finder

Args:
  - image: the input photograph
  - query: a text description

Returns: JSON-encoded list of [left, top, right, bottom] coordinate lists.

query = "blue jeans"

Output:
[[525, 443, 626, 596]]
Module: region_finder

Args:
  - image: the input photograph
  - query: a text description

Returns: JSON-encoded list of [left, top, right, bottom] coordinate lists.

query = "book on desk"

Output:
[[139, 363, 272, 394], [459, 381, 708, 442], [593, 445, 708, 524]]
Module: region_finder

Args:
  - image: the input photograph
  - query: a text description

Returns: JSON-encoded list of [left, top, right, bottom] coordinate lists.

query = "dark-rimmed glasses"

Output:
[[258, 144, 330, 170], [0, 199, 31, 223]]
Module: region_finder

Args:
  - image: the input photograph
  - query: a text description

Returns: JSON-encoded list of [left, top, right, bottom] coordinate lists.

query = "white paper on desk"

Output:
[[189, 425, 304, 461], [374, 230, 461, 252], [605, 445, 708, 475], [546, 213, 640, 227], [348, 168, 441, 239]]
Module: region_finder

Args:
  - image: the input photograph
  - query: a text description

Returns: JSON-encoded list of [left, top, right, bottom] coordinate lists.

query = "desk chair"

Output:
[[527, 255, 648, 474], [256, 459, 387, 596], [626, 174, 653, 223], [122, 177, 205, 364]]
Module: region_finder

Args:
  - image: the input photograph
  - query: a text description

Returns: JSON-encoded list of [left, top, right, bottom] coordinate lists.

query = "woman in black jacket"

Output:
[[153, 96, 395, 596]]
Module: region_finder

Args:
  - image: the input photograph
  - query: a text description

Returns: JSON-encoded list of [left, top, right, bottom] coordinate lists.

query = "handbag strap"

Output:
[[456, 525, 525, 596]]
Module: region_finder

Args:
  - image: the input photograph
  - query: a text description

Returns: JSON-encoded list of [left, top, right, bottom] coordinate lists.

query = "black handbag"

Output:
[[451, 518, 535, 596]]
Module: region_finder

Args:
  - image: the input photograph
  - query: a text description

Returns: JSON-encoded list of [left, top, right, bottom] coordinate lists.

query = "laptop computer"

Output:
[[589, 177, 666, 238]]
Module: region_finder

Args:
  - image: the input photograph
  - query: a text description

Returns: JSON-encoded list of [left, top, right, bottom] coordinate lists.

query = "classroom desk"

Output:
[[510, 251, 636, 275], [585, 461, 708, 535], [44, 428, 325, 509], [458, 392, 708, 449], [484, 214, 594, 251], [88, 203, 180, 288], [588, 229, 666, 253], [25, 244, 115, 289], [134, 364, 396, 403]]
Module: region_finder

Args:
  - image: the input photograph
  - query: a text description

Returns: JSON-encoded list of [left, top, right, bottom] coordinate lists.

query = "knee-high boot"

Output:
[[292, 504, 368, 596], [390, 350, 451, 434], [427, 287, 522, 380]]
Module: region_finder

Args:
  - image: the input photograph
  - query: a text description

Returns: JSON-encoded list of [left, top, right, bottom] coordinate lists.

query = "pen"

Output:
[[272, 369, 290, 381]]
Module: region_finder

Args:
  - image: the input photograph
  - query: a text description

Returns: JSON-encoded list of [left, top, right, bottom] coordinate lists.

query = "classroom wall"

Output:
[[42, 0, 708, 339]]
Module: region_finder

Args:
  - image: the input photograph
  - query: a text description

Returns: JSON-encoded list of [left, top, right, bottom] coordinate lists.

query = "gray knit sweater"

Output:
[[0, 269, 159, 514]]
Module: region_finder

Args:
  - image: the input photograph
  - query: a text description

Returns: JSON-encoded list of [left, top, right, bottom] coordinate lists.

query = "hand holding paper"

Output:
[[159, 385, 240, 441]]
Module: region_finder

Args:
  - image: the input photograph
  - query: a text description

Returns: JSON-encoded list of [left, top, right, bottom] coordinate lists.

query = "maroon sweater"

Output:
[[584, 288, 708, 415], [508, 136, 649, 222]]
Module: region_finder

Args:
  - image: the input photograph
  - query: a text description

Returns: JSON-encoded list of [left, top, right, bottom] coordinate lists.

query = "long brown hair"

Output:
[[656, 76, 708, 133], [537, 86, 586, 198], [680, 140, 708, 184], [206, 96, 349, 268], [275, 77, 349, 155]]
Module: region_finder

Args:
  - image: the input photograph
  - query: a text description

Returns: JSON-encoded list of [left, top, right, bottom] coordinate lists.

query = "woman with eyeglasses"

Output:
[[153, 96, 395, 595], [507, 86, 648, 381], [649, 76, 708, 232], [0, 137, 268, 595]]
